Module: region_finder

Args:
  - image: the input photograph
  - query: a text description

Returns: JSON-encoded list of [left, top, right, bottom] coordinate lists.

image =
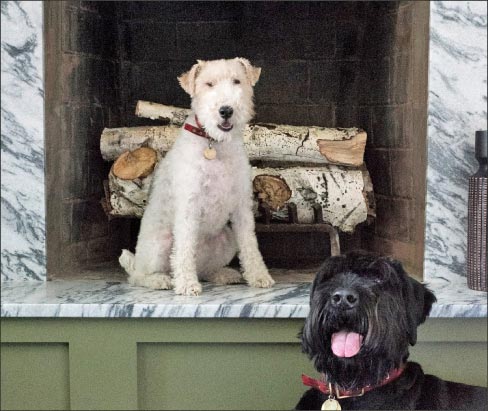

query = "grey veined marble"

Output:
[[424, 1, 487, 284], [1, 279, 486, 318], [1, 1, 46, 281], [0, 281, 312, 318]]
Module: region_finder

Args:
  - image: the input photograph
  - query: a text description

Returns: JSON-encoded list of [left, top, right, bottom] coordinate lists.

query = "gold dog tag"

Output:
[[321, 399, 341, 410], [204, 146, 217, 160]]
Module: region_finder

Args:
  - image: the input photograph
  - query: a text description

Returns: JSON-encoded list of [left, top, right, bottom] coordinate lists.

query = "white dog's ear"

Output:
[[178, 61, 203, 96], [236, 57, 261, 86]]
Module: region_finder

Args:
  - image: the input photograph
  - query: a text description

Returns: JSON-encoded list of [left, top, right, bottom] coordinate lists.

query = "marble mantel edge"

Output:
[[1, 279, 486, 319]]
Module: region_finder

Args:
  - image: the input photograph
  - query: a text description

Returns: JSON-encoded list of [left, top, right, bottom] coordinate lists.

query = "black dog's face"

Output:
[[301, 252, 436, 390]]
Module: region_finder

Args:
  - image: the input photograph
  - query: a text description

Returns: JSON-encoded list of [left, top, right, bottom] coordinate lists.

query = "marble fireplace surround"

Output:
[[1, 1, 487, 318]]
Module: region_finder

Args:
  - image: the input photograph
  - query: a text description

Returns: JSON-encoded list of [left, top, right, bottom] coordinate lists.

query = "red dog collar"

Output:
[[183, 115, 210, 139], [301, 367, 405, 399]]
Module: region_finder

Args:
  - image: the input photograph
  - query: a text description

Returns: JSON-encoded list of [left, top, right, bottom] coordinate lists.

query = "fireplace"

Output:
[[44, 1, 429, 280]]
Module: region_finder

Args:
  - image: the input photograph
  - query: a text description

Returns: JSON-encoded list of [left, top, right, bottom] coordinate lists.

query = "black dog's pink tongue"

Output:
[[331, 331, 363, 357]]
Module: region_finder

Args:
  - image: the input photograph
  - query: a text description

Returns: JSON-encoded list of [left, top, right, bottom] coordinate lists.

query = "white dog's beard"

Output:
[[202, 122, 243, 142], [217, 120, 233, 132], [193, 109, 252, 143]]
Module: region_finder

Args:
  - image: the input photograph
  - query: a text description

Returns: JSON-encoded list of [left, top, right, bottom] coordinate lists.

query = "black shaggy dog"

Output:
[[296, 251, 487, 410]]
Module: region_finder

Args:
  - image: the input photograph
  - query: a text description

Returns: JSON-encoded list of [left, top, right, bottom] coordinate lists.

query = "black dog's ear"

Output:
[[420, 283, 436, 324], [310, 256, 347, 299], [405, 277, 437, 345]]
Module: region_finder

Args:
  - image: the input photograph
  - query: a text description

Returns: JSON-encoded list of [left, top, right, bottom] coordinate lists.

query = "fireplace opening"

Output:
[[44, 1, 429, 281]]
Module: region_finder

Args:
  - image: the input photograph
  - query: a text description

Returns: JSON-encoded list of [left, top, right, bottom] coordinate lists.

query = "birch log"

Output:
[[101, 124, 366, 166], [245, 124, 366, 166], [135, 100, 191, 126], [101, 126, 179, 162], [251, 166, 371, 232], [133, 101, 367, 165], [108, 167, 153, 218], [105, 161, 373, 232]]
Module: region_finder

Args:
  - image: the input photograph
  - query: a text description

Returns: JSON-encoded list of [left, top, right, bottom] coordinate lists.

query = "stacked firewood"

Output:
[[100, 101, 375, 233]]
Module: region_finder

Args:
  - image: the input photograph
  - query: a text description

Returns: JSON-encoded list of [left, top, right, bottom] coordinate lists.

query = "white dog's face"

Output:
[[178, 58, 261, 142]]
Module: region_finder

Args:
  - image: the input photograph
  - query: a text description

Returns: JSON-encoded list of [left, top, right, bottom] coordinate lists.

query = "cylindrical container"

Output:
[[467, 130, 487, 291]]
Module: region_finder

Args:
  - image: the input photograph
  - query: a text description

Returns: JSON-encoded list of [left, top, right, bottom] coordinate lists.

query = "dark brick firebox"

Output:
[[44, 1, 429, 279]]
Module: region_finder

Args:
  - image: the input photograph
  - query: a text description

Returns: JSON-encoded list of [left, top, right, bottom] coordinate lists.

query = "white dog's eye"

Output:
[[206, 82, 213, 87], [233, 79, 240, 85]]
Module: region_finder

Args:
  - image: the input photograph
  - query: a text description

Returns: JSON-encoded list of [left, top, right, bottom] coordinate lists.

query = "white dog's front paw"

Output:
[[173, 278, 203, 296], [245, 271, 275, 288], [146, 273, 173, 290], [202, 267, 243, 285], [129, 273, 172, 290]]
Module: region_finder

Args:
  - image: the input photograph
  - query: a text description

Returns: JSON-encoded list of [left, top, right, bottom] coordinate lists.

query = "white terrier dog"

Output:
[[119, 58, 275, 296]]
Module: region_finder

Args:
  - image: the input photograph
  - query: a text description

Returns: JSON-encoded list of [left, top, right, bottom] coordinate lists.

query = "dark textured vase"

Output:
[[467, 130, 487, 291]]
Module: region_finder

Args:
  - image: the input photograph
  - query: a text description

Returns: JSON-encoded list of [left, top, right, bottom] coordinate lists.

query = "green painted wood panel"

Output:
[[68, 339, 138, 410], [1, 343, 70, 411], [137, 343, 317, 410], [0, 318, 486, 410], [410, 342, 488, 387]]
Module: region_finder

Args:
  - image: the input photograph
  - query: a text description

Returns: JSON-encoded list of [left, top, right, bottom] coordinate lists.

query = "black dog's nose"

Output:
[[331, 289, 359, 309], [219, 105, 233, 119]]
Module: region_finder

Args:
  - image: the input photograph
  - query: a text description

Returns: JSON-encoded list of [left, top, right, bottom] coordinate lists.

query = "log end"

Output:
[[112, 147, 157, 180], [317, 131, 367, 167], [253, 175, 292, 211], [134, 100, 144, 117]]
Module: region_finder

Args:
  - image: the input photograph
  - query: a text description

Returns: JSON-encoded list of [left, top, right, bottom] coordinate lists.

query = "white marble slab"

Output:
[[0, 280, 310, 318], [424, 1, 487, 284], [1, 1, 46, 281], [1, 278, 486, 318]]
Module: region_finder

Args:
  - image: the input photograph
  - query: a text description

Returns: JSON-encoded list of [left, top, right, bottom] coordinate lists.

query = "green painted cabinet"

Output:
[[1, 318, 487, 410]]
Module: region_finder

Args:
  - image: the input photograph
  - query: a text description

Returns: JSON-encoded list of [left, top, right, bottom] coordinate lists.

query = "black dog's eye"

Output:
[[206, 82, 214, 87], [233, 79, 240, 85]]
